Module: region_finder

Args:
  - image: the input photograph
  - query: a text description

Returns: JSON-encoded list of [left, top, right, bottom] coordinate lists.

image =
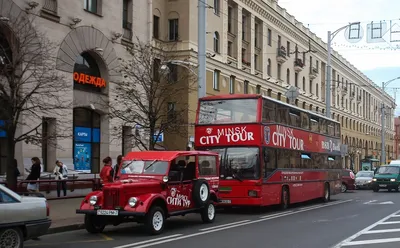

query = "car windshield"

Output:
[[120, 160, 169, 175], [356, 172, 374, 178], [198, 98, 258, 124], [206, 147, 260, 180], [376, 166, 400, 175]]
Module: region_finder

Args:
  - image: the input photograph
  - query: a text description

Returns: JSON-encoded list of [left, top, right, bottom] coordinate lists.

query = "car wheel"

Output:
[[372, 186, 379, 192], [145, 206, 165, 235], [341, 183, 347, 193], [84, 214, 106, 234], [0, 227, 23, 248], [201, 201, 216, 223], [323, 183, 330, 202], [280, 187, 290, 210], [192, 180, 210, 208]]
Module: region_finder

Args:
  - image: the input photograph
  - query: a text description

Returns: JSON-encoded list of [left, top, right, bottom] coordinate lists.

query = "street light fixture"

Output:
[[325, 22, 361, 118], [380, 76, 400, 165], [160, 60, 198, 77]]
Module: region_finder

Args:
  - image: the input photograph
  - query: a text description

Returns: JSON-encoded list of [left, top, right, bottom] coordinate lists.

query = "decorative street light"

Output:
[[325, 22, 361, 118]]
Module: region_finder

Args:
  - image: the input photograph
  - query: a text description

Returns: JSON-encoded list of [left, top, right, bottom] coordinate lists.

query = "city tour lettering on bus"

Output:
[[199, 126, 255, 145], [266, 125, 304, 150], [73, 72, 107, 88], [321, 139, 341, 152]]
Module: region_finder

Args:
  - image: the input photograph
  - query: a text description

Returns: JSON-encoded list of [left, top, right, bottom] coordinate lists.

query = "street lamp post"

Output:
[[326, 22, 360, 118], [197, 0, 207, 99], [381, 77, 400, 164]]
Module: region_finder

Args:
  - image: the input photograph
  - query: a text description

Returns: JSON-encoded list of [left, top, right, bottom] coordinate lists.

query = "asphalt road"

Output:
[[25, 190, 400, 248]]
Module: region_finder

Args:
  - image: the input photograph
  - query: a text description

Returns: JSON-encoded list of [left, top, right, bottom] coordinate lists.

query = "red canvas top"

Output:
[[123, 150, 219, 161]]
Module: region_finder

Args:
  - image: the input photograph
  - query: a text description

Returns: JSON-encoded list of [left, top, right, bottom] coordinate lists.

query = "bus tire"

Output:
[[280, 186, 289, 210], [323, 183, 330, 202]]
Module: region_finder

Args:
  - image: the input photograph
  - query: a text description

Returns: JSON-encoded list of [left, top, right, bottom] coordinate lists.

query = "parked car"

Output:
[[0, 184, 51, 247], [341, 169, 355, 193], [372, 164, 400, 192], [355, 171, 374, 189], [77, 151, 220, 235]]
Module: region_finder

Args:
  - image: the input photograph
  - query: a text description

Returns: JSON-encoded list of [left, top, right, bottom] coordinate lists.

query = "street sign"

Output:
[[153, 131, 164, 143], [284, 86, 299, 104]]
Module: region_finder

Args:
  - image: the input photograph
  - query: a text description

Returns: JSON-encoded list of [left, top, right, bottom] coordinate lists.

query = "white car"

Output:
[[0, 184, 51, 247]]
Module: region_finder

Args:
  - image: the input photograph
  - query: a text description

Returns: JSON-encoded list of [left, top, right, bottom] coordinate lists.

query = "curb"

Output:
[[47, 223, 85, 235]]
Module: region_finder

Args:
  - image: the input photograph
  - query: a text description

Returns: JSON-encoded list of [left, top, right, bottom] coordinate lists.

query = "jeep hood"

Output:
[[374, 174, 397, 179], [104, 179, 163, 195]]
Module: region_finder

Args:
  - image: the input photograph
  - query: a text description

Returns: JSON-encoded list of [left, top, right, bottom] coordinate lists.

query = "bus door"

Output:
[[261, 147, 279, 205]]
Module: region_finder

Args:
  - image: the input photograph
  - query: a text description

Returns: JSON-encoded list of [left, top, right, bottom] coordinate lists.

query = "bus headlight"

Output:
[[128, 197, 138, 207], [89, 195, 97, 206]]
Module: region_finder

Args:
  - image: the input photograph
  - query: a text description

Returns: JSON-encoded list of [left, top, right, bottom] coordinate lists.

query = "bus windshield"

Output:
[[206, 147, 260, 180], [198, 98, 258, 124]]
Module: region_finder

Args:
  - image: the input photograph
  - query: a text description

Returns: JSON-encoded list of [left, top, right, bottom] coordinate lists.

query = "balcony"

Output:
[[342, 86, 348, 95], [294, 59, 304, 72], [276, 47, 287, 64], [309, 67, 318, 80]]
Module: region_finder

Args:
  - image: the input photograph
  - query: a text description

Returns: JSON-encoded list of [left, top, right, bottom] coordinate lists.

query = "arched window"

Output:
[[73, 107, 101, 173], [213, 32, 220, 53], [73, 52, 102, 92], [0, 30, 12, 68]]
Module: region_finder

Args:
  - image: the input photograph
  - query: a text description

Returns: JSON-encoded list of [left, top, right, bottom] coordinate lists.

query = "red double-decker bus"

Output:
[[194, 94, 342, 209]]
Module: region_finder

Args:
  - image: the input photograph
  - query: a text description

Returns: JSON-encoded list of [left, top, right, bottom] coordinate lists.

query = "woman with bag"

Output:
[[54, 160, 68, 197], [26, 157, 41, 192]]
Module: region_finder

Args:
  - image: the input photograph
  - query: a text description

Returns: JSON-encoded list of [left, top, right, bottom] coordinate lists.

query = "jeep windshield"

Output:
[[121, 160, 169, 175], [376, 166, 400, 175], [204, 147, 260, 180]]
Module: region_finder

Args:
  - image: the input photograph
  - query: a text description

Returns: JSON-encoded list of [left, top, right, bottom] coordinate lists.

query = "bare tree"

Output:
[[0, 15, 71, 189], [110, 38, 197, 151]]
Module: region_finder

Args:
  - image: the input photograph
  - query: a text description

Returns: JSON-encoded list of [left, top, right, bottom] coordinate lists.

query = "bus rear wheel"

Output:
[[280, 187, 289, 210]]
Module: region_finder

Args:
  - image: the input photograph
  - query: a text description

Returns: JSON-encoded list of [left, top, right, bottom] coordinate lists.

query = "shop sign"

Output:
[[73, 72, 106, 88]]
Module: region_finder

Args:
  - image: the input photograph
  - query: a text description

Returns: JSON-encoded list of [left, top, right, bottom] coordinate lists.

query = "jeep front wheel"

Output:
[[201, 201, 216, 223], [193, 180, 210, 208], [84, 215, 106, 234], [145, 206, 165, 235]]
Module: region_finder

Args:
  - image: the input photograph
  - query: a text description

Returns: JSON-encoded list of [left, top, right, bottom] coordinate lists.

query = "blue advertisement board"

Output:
[[74, 143, 92, 172], [0, 120, 6, 138], [74, 127, 92, 142], [92, 128, 100, 143]]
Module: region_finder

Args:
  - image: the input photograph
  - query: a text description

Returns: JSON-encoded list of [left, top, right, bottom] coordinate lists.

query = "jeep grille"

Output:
[[103, 188, 120, 209]]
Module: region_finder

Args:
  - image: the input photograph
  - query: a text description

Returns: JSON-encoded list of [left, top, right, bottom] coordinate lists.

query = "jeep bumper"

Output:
[[76, 209, 146, 217]]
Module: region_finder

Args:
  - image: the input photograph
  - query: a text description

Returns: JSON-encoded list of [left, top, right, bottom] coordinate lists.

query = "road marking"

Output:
[[199, 219, 251, 231], [392, 214, 400, 217], [113, 234, 183, 248], [365, 228, 400, 234], [260, 211, 293, 219], [341, 238, 400, 246], [331, 209, 400, 248], [99, 233, 114, 241], [379, 221, 400, 225], [115, 199, 352, 248], [363, 200, 394, 205]]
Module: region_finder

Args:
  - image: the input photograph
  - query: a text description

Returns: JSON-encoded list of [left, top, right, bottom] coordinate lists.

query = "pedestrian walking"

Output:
[[26, 157, 41, 192], [53, 160, 68, 197], [100, 156, 114, 184], [113, 155, 122, 180]]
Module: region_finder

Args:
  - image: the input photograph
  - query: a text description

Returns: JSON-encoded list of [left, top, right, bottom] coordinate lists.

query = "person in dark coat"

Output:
[[26, 157, 41, 192]]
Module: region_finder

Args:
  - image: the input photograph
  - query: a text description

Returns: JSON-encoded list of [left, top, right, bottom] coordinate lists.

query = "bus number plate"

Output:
[[220, 200, 231, 204]]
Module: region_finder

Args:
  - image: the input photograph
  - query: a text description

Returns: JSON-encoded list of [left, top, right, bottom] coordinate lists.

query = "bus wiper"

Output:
[[232, 172, 243, 182], [122, 159, 137, 169], [144, 160, 158, 171]]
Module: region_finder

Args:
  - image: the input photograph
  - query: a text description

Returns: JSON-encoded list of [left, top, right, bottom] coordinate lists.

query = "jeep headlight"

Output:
[[391, 179, 396, 182], [128, 197, 138, 207], [89, 195, 97, 206], [372, 178, 377, 181]]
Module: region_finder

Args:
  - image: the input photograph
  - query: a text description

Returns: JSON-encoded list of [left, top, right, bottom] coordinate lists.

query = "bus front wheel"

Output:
[[280, 187, 289, 210]]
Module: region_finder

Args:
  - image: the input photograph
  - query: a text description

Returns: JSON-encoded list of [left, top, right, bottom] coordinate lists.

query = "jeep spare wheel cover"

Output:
[[208, 203, 215, 220], [152, 211, 163, 231], [200, 183, 209, 202]]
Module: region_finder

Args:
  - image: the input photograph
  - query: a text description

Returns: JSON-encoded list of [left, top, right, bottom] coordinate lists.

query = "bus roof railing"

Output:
[[199, 94, 340, 124]]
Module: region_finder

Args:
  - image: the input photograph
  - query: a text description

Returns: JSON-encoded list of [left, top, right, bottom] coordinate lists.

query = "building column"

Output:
[[221, 0, 228, 63], [250, 14, 255, 75], [237, 6, 242, 68], [262, 22, 268, 80]]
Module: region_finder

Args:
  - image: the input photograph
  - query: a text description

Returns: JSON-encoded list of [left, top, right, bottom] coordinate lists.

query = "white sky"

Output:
[[278, 0, 400, 71]]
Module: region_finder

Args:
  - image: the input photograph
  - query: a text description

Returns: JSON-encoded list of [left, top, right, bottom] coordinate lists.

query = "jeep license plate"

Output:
[[379, 184, 387, 187], [97, 210, 118, 216], [220, 199, 231, 204]]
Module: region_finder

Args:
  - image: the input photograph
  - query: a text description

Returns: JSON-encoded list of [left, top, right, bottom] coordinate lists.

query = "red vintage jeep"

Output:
[[76, 151, 220, 235]]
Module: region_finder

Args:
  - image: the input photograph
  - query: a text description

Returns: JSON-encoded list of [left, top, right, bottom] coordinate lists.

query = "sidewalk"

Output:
[[47, 198, 85, 234]]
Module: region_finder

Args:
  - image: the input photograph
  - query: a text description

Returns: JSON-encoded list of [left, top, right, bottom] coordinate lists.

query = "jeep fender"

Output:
[[130, 193, 167, 214]]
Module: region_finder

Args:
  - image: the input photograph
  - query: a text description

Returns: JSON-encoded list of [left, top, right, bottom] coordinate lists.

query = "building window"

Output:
[[214, 32, 220, 53], [254, 54, 258, 70], [302, 52, 306, 66], [167, 102, 176, 120], [169, 19, 179, 41], [316, 83, 319, 97], [214, 0, 220, 15], [255, 22, 259, 48], [227, 41, 232, 56], [267, 59, 271, 76], [286, 69, 290, 84], [167, 64, 178, 82], [228, 6, 233, 33], [302, 77, 305, 90], [73, 52, 104, 93], [73, 107, 101, 173], [244, 80, 249, 94], [278, 35, 281, 48], [84, 0, 99, 14], [309, 80, 313, 94], [295, 72, 298, 87], [287, 41, 290, 56], [256, 85, 261, 94], [122, 0, 132, 40], [213, 70, 220, 90], [242, 15, 246, 41], [153, 59, 161, 82], [268, 29, 272, 46], [153, 15, 160, 39], [229, 76, 235, 94], [277, 63, 281, 80]]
